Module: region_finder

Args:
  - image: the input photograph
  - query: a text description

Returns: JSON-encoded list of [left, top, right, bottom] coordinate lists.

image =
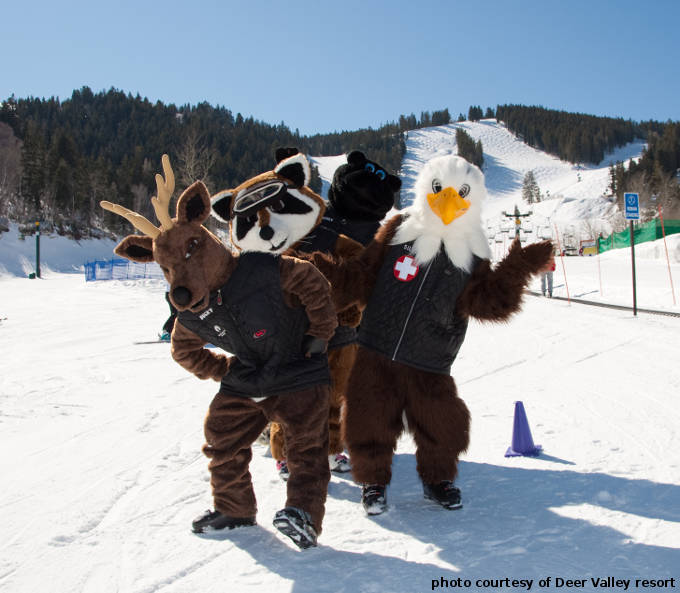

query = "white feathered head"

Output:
[[393, 155, 491, 270]]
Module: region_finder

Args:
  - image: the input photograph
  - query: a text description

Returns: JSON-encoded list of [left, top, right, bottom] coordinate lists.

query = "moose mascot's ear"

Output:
[[274, 151, 310, 188], [114, 235, 155, 263], [177, 181, 212, 225], [211, 189, 234, 223]]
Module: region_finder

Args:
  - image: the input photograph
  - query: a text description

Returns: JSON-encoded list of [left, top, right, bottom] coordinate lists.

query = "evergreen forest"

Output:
[[1, 88, 678, 236]]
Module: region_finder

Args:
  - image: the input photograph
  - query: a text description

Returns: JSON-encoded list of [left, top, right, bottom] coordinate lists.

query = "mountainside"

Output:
[[0, 120, 651, 277], [315, 120, 648, 246]]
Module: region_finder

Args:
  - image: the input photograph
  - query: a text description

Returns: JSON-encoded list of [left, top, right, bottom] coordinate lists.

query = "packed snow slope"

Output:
[[398, 119, 647, 231], [314, 119, 647, 243]]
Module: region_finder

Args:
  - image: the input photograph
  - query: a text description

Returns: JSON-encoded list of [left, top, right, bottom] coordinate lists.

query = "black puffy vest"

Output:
[[358, 242, 480, 374], [296, 205, 381, 256], [177, 252, 329, 397], [296, 205, 380, 350]]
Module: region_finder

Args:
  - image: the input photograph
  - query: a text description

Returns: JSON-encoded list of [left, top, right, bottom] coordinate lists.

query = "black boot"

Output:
[[361, 484, 387, 515], [273, 507, 318, 549], [423, 481, 462, 510], [191, 509, 256, 533]]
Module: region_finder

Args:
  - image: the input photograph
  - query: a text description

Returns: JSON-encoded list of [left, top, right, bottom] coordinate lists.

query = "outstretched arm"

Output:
[[311, 214, 403, 311], [171, 321, 230, 381], [458, 239, 553, 322]]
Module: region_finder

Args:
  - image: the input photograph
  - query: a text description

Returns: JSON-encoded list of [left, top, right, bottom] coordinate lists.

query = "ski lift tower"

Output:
[[502, 204, 533, 239]]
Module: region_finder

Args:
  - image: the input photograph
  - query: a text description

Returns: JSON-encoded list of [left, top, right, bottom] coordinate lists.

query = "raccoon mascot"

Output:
[[313, 154, 553, 515], [268, 149, 401, 479]]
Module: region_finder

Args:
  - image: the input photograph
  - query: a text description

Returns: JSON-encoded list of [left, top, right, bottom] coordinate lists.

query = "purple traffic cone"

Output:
[[505, 401, 542, 457]]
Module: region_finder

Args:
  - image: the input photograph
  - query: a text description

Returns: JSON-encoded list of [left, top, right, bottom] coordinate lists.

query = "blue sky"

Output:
[[2, 0, 678, 135]]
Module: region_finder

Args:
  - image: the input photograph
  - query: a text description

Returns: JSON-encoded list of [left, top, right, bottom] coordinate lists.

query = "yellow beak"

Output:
[[427, 187, 471, 225]]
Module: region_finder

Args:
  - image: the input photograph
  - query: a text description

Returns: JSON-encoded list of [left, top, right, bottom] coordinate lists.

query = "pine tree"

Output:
[[456, 128, 484, 168], [522, 170, 540, 204], [20, 121, 46, 215]]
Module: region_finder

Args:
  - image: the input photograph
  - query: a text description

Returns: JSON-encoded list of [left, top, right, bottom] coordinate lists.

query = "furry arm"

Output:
[[457, 239, 553, 321], [333, 234, 365, 327], [171, 321, 231, 381], [279, 256, 338, 341], [311, 214, 403, 311]]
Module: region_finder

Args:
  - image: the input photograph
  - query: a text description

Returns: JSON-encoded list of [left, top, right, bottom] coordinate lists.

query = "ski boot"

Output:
[[191, 509, 256, 533], [159, 330, 171, 342], [423, 480, 462, 510], [361, 484, 387, 515], [273, 507, 318, 549], [329, 453, 351, 473], [276, 460, 290, 481]]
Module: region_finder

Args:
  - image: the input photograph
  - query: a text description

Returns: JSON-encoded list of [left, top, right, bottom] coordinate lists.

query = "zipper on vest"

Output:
[[392, 261, 432, 361]]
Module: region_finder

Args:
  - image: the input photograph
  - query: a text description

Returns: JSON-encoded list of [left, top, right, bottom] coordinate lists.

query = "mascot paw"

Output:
[[302, 335, 328, 357], [520, 241, 554, 274]]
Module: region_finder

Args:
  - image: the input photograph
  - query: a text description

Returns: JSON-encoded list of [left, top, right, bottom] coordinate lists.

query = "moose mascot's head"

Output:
[[101, 155, 233, 313]]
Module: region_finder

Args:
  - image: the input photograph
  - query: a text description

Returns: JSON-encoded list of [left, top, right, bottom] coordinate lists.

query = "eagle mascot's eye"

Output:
[[459, 183, 470, 198], [432, 179, 443, 194]]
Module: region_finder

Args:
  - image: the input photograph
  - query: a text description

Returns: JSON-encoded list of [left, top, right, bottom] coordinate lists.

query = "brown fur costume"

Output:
[[269, 233, 364, 462], [102, 155, 337, 536], [312, 156, 552, 498], [268, 150, 401, 466]]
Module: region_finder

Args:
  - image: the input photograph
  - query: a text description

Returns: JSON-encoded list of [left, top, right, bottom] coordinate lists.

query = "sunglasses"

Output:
[[233, 181, 287, 216]]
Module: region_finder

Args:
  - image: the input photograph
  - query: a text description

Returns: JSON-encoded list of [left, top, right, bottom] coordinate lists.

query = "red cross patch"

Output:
[[393, 255, 419, 282]]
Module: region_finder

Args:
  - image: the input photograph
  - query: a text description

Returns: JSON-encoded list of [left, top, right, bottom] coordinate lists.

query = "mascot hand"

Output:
[[302, 335, 328, 358], [514, 240, 554, 275]]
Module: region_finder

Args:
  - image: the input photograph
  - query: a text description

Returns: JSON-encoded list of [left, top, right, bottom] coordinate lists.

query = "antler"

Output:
[[100, 154, 177, 238], [151, 154, 175, 231], [100, 201, 161, 238]]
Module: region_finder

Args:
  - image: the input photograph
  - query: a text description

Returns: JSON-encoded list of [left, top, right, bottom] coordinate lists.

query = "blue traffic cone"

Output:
[[505, 401, 542, 457]]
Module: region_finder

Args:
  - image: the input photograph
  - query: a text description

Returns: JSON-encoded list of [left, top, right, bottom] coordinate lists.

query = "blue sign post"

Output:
[[624, 193, 640, 220], [624, 193, 639, 316]]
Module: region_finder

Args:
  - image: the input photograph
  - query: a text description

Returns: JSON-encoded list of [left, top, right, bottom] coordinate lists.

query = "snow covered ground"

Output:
[[1, 264, 679, 593], [1, 122, 679, 592]]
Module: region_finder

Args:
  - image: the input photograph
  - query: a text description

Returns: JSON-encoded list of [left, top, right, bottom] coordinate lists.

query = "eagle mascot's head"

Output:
[[393, 154, 491, 271]]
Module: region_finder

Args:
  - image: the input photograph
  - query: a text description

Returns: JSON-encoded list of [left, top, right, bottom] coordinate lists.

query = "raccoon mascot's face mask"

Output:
[[211, 149, 325, 254]]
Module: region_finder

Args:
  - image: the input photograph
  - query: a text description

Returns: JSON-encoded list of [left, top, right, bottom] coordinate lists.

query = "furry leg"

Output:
[[327, 343, 358, 455], [203, 393, 269, 518], [403, 373, 470, 484], [343, 348, 406, 485]]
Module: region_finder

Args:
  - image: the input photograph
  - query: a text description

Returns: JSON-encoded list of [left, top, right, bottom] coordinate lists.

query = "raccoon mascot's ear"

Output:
[[275, 146, 300, 163], [274, 149, 310, 188], [210, 189, 234, 223]]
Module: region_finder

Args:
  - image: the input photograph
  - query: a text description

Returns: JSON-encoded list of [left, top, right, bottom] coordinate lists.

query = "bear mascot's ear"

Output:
[[211, 189, 234, 223], [346, 150, 368, 167], [274, 151, 310, 188]]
